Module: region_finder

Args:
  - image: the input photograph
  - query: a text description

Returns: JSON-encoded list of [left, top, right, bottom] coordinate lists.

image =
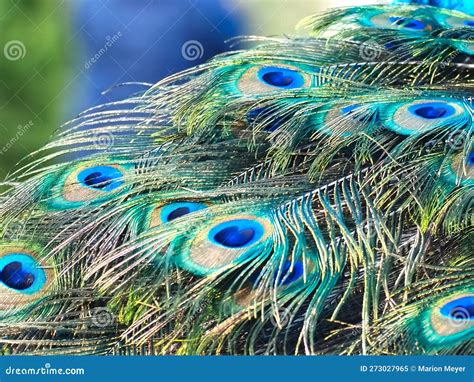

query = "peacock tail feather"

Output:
[[0, 3, 472, 355]]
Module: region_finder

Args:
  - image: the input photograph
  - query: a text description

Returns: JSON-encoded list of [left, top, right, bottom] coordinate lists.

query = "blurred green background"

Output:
[[0, 1, 70, 179]]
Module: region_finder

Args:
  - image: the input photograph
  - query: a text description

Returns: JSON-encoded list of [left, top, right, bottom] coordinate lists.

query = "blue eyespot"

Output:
[[257, 67, 305, 89], [464, 20, 474, 27], [0, 254, 46, 294], [77, 165, 124, 192], [209, 219, 264, 248], [247, 107, 287, 132], [160, 202, 207, 222], [389, 17, 426, 31], [274, 260, 304, 286], [408, 102, 456, 120], [440, 296, 474, 320]]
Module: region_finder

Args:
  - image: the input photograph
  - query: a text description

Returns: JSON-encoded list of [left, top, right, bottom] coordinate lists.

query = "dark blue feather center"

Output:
[[214, 226, 255, 248], [408, 102, 456, 120], [1, 261, 35, 290], [209, 219, 265, 248], [257, 67, 305, 89], [160, 202, 207, 223], [467, 150, 474, 166], [84, 172, 113, 188], [167, 207, 191, 221]]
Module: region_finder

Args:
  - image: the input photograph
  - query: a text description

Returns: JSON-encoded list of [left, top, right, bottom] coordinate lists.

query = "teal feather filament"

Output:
[[237, 64, 313, 95], [0, 254, 46, 293], [257, 67, 306, 89], [77, 165, 124, 192], [144, 200, 210, 230]]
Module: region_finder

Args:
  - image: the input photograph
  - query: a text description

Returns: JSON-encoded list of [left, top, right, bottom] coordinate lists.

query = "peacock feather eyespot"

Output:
[[247, 256, 316, 289], [451, 40, 474, 55], [310, 103, 376, 138], [420, 292, 474, 346], [237, 64, 312, 95], [380, 99, 468, 136], [0, 244, 54, 312], [341, 104, 378, 122], [45, 158, 132, 210], [257, 67, 305, 89], [149, 201, 208, 228], [175, 214, 273, 276], [341, 104, 361, 116], [0, 254, 44, 292]]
